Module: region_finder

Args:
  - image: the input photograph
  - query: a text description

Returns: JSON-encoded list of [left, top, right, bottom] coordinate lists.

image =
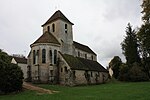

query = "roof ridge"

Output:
[[42, 10, 74, 26]]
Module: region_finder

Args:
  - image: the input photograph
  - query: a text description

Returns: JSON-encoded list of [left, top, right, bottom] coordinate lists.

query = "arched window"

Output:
[[91, 55, 93, 60], [54, 50, 57, 64], [47, 26, 50, 32], [85, 54, 87, 59], [52, 23, 55, 32], [65, 24, 67, 33], [78, 51, 80, 57], [42, 49, 46, 63], [49, 50, 52, 64], [33, 50, 36, 64]]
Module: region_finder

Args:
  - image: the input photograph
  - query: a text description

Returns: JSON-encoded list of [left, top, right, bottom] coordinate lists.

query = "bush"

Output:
[[129, 63, 149, 82], [0, 63, 23, 94], [0, 50, 23, 94], [118, 64, 130, 81]]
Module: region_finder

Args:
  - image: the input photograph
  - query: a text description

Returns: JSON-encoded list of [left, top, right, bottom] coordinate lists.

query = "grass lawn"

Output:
[[0, 82, 150, 100]]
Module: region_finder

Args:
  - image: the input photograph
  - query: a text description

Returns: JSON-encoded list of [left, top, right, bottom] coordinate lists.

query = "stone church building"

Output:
[[27, 10, 108, 86]]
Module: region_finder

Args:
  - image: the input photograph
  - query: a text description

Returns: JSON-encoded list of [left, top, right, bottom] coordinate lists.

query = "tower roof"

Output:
[[31, 32, 60, 46], [42, 10, 74, 26]]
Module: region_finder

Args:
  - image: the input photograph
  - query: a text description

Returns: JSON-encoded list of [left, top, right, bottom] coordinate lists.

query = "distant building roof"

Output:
[[61, 53, 108, 72], [31, 32, 60, 46], [12, 56, 27, 64], [73, 41, 96, 55], [42, 10, 74, 26]]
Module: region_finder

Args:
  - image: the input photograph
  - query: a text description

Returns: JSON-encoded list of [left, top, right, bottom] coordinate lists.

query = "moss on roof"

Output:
[[61, 54, 108, 72]]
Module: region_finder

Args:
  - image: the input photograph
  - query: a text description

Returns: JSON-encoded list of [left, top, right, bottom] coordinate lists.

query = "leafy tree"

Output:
[[121, 23, 141, 66], [137, 0, 150, 79], [141, 0, 150, 23], [0, 49, 23, 94], [109, 56, 122, 79]]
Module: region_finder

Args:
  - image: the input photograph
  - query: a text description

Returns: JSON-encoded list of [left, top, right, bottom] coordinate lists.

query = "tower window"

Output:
[[52, 23, 55, 32], [33, 50, 36, 64], [54, 50, 57, 64], [65, 24, 67, 33], [47, 26, 50, 32], [42, 49, 46, 63]]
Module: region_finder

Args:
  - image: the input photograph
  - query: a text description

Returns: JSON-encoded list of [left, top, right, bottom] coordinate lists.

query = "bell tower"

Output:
[[42, 10, 74, 55]]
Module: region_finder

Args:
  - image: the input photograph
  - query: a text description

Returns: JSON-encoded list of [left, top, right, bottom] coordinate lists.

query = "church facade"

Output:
[[27, 10, 108, 86]]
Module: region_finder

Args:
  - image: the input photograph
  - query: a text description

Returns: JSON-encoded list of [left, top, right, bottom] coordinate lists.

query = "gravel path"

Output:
[[23, 82, 58, 94]]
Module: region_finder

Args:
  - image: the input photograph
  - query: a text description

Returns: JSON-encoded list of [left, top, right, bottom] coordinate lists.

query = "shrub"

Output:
[[118, 64, 130, 81], [129, 63, 149, 82], [0, 50, 23, 94]]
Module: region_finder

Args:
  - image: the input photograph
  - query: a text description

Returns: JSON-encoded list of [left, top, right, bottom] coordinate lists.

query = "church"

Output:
[[27, 10, 108, 86]]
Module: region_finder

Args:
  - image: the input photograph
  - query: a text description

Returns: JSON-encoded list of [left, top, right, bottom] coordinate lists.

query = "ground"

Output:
[[0, 82, 150, 100]]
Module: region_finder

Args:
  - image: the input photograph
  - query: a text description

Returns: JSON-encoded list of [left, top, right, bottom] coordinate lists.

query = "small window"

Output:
[[33, 50, 36, 64], [64, 67, 68, 73], [91, 72, 93, 77], [65, 24, 67, 33], [85, 54, 87, 59], [78, 51, 80, 57], [91, 55, 93, 60], [49, 50, 52, 64], [52, 23, 55, 32], [47, 26, 50, 32], [54, 50, 57, 64], [42, 49, 46, 63]]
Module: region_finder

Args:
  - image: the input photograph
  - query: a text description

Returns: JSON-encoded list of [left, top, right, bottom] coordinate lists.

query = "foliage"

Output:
[[118, 64, 130, 81], [129, 62, 149, 82], [0, 49, 23, 94], [121, 23, 140, 66], [141, 0, 150, 23], [109, 56, 122, 79]]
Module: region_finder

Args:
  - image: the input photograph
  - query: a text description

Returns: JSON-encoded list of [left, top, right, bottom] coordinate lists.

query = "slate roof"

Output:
[[13, 57, 27, 64], [32, 32, 60, 45], [42, 10, 74, 26], [73, 41, 96, 55], [61, 54, 108, 72]]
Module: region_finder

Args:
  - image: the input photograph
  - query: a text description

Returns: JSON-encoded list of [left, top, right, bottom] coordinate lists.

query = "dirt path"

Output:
[[23, 82, 58, 94]]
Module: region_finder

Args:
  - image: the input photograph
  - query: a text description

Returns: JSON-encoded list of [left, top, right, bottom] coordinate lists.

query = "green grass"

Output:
[[0, 82, 150, 100]]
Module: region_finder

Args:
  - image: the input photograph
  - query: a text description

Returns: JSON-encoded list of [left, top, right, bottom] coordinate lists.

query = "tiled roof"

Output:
[[42, 10, 74, 26], [32, 32, 60, 45], [61, 54, 108, 72], [13, 57, 27, 64], [73, 41, 96, 55]]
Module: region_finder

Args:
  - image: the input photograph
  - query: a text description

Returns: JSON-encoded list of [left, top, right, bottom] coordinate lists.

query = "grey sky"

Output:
[[0, 0, 142, 67]]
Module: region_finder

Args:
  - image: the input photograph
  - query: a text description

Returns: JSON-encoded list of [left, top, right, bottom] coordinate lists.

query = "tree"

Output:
[[109, 56, 122, 79], [118, 64, 130, 81], [121, 23, 141, 66], [0, 49, 23, 94], [141, 0, 150, 23], [137, 0, 150, 79]]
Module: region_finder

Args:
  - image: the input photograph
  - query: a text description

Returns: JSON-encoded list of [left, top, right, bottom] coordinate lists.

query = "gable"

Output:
[[73, 41, 96, 55]]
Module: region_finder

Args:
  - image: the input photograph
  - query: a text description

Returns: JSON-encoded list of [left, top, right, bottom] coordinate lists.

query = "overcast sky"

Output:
[[0, 0, 143, 67]]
